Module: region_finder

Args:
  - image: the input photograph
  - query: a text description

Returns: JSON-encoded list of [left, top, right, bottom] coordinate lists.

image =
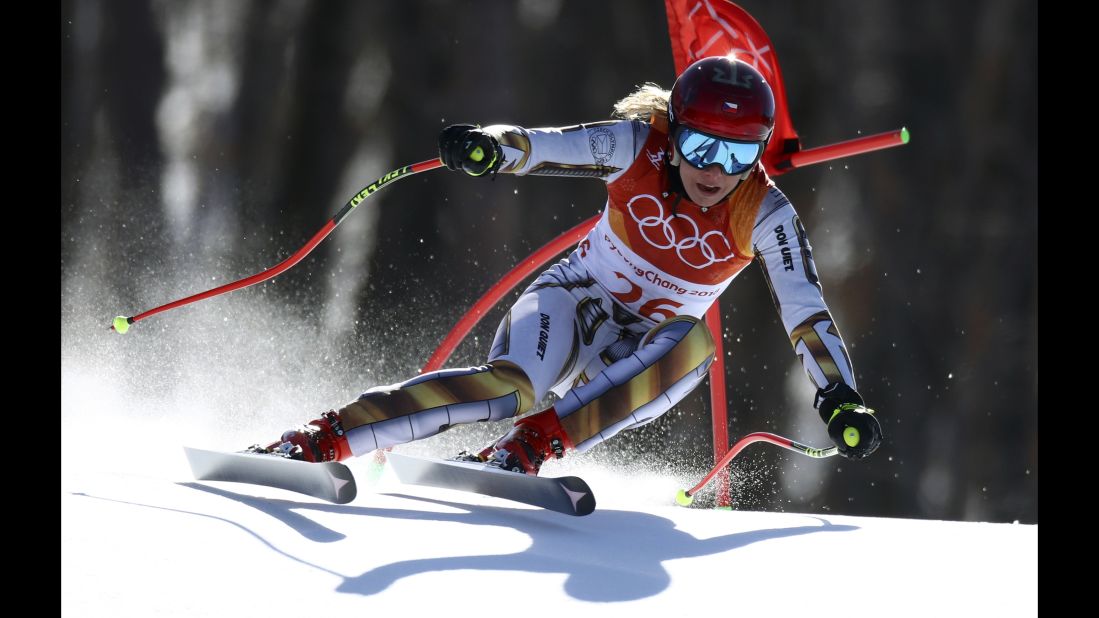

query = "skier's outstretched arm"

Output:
[[752, 191, 883, 460], [439, 121, 649, 183]]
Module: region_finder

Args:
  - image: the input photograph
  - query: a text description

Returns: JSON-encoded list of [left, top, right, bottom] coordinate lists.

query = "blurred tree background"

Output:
[[61, 0, 1037, 522]]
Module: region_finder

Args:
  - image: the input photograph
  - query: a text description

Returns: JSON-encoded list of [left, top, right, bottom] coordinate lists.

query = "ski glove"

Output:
[[815, 382, 882, 460], [439, 124, 503, 177]]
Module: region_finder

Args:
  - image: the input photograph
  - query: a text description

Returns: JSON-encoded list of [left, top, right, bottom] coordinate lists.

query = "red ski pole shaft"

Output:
[[109, 157, 445, 334], [676, 432, 836, 506]]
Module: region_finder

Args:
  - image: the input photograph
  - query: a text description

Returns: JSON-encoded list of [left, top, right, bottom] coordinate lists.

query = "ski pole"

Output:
[[109, 156, 452, 334], [675, 432, 837, 506]]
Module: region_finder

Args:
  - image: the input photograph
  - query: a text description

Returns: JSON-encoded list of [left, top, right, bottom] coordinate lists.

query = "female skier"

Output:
[[252, 55, 882, 474]]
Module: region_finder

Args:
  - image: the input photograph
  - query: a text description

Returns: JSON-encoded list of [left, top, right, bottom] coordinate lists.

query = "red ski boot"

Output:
[[470, 407, 574, 475], [257, 411, 352, 463]]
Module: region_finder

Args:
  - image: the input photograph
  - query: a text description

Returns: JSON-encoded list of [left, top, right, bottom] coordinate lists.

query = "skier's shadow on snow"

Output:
[[180, 482, 857, 603], [341, 493, 856, 602]]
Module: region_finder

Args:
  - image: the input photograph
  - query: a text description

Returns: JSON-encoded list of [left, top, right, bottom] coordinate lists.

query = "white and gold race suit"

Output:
[[330, 119, 856, 458]]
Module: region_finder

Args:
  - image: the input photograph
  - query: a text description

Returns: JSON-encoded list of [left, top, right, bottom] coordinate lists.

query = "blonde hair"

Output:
[[612, 83, 671, 121]]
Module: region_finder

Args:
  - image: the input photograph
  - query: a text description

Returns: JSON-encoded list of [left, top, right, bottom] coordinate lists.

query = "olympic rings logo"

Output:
[[626, 194, 734, 269]]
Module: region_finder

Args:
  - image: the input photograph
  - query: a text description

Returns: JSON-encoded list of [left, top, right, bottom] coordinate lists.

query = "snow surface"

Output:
[[62, 288, 1036, 617], [62, 432, 1037, 617]]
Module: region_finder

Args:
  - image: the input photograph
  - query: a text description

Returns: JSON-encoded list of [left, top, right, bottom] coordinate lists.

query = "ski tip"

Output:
[[574, 492, 596, 516], [183, 446, 357, 505], [331, 478, 358, 504], [557, 476, 596, 516]]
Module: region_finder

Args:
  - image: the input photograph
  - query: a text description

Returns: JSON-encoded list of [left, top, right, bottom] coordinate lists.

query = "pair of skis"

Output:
[[185, 429, 834, 515], [183, 447, 596, 517]]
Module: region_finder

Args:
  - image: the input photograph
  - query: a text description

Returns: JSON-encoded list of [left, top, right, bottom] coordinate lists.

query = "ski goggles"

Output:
[[675, 126, 764, 175]]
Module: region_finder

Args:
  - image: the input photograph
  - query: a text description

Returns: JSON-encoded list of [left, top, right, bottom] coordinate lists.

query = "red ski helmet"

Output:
[[669, 56, 776, 143]]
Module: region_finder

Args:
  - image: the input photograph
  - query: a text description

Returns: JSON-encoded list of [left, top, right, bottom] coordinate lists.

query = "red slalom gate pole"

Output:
[[774, 128, 910, 172], [704, 303, 731, 507]]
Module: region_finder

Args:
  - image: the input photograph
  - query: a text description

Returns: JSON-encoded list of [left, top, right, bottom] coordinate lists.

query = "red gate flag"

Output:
[[664, 0, 801, 174]]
